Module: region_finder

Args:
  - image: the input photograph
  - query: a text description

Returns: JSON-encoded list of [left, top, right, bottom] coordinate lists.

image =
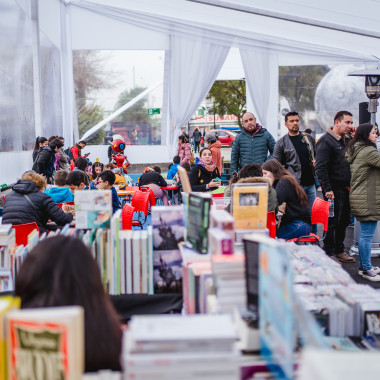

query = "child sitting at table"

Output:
[[44, 170, 74, 203], [167, 156, 180, 180], [97, 170, 121, 214], [104, 162, 127, 189]]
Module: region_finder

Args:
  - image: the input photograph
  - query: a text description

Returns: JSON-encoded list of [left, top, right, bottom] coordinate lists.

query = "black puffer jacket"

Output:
[[32, 145, 54, 178], [2, 180, 73, 233], [189, 164, 220, 192]]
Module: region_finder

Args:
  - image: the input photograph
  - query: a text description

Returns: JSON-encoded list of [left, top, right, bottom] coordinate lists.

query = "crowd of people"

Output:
[[2, 109, 380, 375]]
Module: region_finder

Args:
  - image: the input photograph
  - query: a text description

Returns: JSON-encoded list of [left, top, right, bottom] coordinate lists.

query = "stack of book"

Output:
[[124, 314, 240, 380], [180, 244, 213, 314], [0, 224, 15, 269], [211, 253, 246, 315]]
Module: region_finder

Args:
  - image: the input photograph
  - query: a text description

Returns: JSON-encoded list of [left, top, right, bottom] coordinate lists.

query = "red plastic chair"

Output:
[[266, 211, 276, 239], [122, 203, 135, 230], [131, 190, 150, 229], [12, 222, 40, 246], [287, 197, 329, 245], [57, 201, 75, 209], [140, 186, 157, 207]]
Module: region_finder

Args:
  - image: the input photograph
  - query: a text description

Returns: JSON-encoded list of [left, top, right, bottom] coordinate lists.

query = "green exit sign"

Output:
[[148, 108, 160, 115]]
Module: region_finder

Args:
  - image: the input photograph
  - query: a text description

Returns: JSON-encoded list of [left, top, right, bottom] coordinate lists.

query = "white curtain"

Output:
[[168, 35, 230, 155], [240, 49, 279, 139]]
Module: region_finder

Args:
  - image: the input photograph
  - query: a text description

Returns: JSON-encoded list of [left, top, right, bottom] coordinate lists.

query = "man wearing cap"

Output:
[[231, 112, 275, 174]]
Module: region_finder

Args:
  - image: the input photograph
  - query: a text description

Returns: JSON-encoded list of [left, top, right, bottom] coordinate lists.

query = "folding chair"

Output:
[[12, 222, 40, 246], [287, 197, 329, 245]]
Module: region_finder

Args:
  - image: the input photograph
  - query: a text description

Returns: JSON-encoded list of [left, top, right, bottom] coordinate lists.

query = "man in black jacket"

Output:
[[315, 110, 355, 263], [274, 111, 316, 231], [32, 138, 63, 184]]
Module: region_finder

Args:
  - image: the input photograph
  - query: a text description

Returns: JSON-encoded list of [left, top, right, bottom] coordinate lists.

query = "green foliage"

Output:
[[279, 65, 330, 122], [114, 87, 151, 124], [77, 104, 105, 145], [207, 80, 246, 127]]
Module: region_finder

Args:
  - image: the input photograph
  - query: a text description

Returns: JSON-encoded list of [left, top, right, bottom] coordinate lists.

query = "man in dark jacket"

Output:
[[274, 111, 317, 231], [32, 138, 63, 183], [231, 112, 275, 173], [315, 110, 355, 263], [192, 127, 202, 153], [2, 171, 73, 233]]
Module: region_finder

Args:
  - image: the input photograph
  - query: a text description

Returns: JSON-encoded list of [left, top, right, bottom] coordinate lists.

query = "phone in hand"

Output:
[[84, 153, 90, 157], [213, 177, 221, 182]]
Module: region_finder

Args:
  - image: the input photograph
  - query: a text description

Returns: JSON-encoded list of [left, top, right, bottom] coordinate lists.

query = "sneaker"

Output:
[[335, 252, 355, 263], [358, 266, 380, 275], [361, 268, 380, 282]]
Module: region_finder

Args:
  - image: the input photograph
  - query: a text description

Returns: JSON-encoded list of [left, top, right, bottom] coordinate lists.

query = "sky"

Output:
[[91, 50, 165, 112]]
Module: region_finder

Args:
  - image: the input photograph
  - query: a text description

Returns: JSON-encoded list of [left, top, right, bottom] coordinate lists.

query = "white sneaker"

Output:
[[358, 266, 380, 275], [361, 268, 380, 282]]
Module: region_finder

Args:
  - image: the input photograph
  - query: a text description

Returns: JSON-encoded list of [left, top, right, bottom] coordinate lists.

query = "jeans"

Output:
[[358, 221, 377, 271], [323, 187, 351, 256], [277, 220, 312, 240], [301, 184, 317, 234], [194, 142, 200, 153]]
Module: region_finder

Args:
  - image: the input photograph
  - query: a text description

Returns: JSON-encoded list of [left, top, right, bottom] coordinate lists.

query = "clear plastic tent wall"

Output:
[[0, 0, 63, 153]]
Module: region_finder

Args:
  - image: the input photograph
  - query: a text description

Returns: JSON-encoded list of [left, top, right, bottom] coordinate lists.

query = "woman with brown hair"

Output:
[[262, 159, 311, 239], [15, 235, 123, 372]]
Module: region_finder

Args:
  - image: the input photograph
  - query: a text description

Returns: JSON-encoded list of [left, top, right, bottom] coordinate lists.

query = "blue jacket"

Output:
[[231, 126, 275, 173], [167, 163, 180, 180], [111, 186, 121, 214], [44, 187, 74, 203]]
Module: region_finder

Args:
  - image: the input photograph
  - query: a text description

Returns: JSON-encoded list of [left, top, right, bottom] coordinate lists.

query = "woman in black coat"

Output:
[[2, 171, 74, 233], [189, 148, 221, 192]]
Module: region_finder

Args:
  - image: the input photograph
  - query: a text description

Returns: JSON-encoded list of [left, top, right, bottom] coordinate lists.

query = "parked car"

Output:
[[201, 129, 237, 146]]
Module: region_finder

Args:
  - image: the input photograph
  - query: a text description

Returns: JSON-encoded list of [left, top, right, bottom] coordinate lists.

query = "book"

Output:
[[232, 183, 268, 230], [152, 206, 185, 294], [207, 228, 234, 255], [0, 269, 13, 292], [6, 306, 84, 380], [74, 190, 112, 229], [0, 296, 20, 380], [186, 193, 212, 254]]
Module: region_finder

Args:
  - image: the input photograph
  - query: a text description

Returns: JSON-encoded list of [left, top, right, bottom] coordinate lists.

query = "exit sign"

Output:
[[148, 108, 160, 115]]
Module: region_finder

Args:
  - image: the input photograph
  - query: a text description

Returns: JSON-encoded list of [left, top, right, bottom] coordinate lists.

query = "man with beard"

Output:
[[273, 111, 317, 214]]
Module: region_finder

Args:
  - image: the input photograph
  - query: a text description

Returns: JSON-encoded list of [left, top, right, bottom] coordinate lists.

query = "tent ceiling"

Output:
[[66, 0, 380, 63]]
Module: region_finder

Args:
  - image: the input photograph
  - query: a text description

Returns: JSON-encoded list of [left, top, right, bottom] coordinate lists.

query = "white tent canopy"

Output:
[[1, 0, 379, 183]]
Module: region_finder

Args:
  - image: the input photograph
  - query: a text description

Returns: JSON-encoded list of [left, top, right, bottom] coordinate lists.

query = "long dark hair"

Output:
[[346, 123, 375, 155], [15, 236, 122, 372], [91, 162, 104, 180], [262, 159, 308, 206], [33, 136, 47, 151]]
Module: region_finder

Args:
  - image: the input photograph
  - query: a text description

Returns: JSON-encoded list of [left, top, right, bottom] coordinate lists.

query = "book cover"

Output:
[[232, 183, 268, 229], [186, 193, 211, 254], [0, 296, 20, 380], [6, 306, 84, 380], [74, 190, 112, 229], [152, 207, 185, 294]]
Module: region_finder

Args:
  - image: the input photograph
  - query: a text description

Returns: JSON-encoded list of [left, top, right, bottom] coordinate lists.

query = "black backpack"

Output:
[[64, 147, 74, 162]]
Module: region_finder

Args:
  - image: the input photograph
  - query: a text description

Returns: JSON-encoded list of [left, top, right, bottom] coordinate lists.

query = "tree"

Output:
[[73, 50, 116, 144], [279, 65, 330, 123], [114, 87, 151, 124], [77, 104, 105, 145], [207, 80, 246, 128]]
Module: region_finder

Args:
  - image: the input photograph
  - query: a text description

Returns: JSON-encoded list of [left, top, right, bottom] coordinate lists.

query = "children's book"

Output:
[[75, 190, 112, 229], [6, 306, 84, 380], [152, 206, 185, 294], [232, 183, 268, 229]]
